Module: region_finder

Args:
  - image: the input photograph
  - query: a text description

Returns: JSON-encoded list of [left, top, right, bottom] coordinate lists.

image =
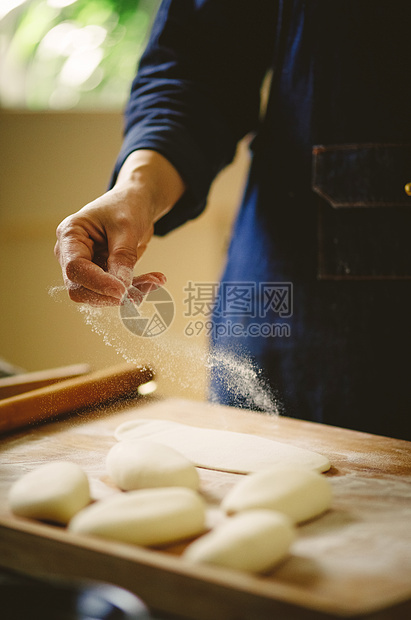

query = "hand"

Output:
[[54, 150, 185, 306]]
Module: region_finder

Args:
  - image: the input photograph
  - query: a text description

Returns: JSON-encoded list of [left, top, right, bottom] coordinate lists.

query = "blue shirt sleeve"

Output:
[[111, 0, 276, 235]]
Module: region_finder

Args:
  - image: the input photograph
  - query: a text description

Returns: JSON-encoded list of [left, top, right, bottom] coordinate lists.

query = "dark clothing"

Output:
[[113, 0, 411, 440]]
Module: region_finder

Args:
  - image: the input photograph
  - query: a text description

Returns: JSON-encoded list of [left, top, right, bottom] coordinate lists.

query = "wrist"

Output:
[[115, 149, 186, 223]]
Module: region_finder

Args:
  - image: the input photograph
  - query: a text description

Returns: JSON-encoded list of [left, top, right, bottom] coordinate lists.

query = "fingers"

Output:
[[65, 257, 127, 300], [125, 272, 167, 306], [55, 227, 127, 302], [106, 222, 153, 286], [66, 283, 123, 307], [132, 272, 167, 292], [63, 271, 167, 307], [55, 206, 135, 305], [55, 190, 158, 306]]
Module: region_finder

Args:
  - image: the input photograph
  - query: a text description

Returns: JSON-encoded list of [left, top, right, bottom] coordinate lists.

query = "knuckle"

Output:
[[56, 216, 73, 238], [57, 214, 88, 241], [113, 211, 131, 228], [53, 240, 61, 259], [110, 247, 138, 266]]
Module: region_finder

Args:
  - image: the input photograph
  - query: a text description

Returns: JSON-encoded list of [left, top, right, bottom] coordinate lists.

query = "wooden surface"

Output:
[[0, 396, 410, 620]]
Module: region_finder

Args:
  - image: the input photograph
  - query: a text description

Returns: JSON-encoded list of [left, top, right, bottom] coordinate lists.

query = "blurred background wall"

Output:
[[0, 0, 250, 400]]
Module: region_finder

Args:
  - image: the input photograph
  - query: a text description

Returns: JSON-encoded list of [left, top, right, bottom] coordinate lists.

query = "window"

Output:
[[0, 0, 160, 109]]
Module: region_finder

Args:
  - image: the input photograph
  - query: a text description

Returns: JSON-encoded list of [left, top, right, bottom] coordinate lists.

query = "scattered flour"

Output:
[[75, 303, 280, 415]]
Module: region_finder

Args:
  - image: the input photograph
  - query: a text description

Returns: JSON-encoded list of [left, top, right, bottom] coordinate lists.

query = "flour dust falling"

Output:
[[46, 281, 280, 415]]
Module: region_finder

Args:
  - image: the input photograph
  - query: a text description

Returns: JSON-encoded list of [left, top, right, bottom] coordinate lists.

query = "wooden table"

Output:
[[0, 396, 410, 620]]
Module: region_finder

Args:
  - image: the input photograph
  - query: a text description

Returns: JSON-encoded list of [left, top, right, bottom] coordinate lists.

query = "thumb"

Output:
[[107, 232, 139, 289]]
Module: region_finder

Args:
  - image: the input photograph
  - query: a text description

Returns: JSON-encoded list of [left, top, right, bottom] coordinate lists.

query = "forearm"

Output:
[[115, 149, 186, 223], [112, 0, 276, 235]]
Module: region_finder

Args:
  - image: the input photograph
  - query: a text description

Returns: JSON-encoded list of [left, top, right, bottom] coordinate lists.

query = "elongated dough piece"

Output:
[[222, 466, 332, 524], [114, 419, 330, 474], [9, 461, 90, 525], [106, 439, 200, 491], [183, 510, 295, 573], [69, 487, 206, 546]]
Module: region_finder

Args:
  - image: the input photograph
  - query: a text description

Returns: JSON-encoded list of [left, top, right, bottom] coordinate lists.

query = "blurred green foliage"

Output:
[[0, 0, 160, 109]]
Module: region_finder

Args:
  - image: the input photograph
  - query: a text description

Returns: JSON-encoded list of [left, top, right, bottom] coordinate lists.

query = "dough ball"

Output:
[[183, 510, 295, 574], [222, 466, 332, 524], [69, 487, 206, 547], [106, 439, 199, 491], [114, 419, 331, 474], [9, 461, 90, 525]]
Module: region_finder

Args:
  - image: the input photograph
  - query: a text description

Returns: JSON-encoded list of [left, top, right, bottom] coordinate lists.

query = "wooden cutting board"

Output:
[[0, 396, 410, 620]]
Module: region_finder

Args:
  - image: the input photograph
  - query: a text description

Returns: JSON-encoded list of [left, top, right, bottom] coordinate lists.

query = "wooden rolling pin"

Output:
[[0, 363, 91, 400], [0, 363, 154, 436]]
